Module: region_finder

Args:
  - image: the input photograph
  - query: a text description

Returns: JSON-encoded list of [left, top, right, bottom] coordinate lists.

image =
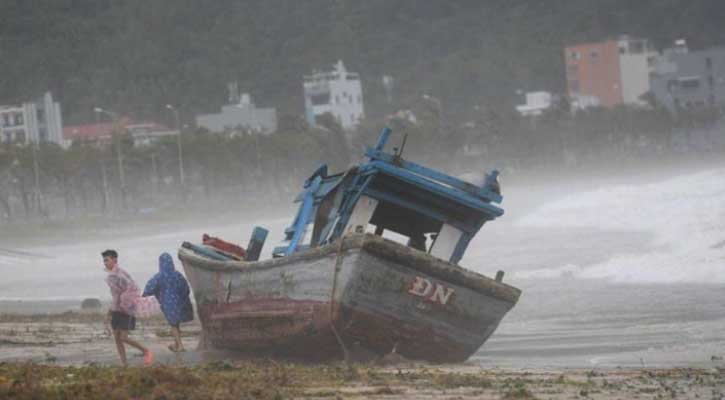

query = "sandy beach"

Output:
[[1, 312, 724, 399], [3, 162, 725, 398]]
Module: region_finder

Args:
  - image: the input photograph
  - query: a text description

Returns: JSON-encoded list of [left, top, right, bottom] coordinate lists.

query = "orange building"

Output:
[[564, 40, 623, 108], [564, 36, 656, 110]]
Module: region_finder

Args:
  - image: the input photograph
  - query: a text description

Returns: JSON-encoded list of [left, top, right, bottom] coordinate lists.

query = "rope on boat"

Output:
[[329, 235, 350, 362]]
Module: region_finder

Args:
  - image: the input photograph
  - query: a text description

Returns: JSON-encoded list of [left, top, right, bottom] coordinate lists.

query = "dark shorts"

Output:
[[111, 311, 136, 331]]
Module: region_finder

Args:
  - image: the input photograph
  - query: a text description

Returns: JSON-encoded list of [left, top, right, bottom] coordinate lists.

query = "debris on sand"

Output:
[[0, 362, 724, 399]]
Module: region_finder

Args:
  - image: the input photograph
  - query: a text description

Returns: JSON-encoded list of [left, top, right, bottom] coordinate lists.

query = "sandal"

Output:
[[143, 350, 154, 366], [168, 344, 186, 353]]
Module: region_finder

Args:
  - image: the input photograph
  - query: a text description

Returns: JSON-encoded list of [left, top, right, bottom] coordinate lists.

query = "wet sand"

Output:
[[3, 159, 725, 398], [1, 312, 724, 399]]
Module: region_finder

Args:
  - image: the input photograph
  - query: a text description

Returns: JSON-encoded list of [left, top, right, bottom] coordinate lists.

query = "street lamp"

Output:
[[94, 106, 126, 211], [93, 110, 109, 213], [422, 93, 443, 133], [165, 104, 186, 192], [421, 94, 446, 165]]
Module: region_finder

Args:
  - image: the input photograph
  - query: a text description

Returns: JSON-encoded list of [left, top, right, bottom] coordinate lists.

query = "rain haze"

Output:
[[1, 1, 725, 397]]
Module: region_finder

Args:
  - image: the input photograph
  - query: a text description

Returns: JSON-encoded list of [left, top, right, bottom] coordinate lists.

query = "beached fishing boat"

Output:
[[178, 127, 521, 363]]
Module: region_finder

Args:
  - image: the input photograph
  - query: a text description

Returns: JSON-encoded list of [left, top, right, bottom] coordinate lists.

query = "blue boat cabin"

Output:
[[272, 127, 504, 265]]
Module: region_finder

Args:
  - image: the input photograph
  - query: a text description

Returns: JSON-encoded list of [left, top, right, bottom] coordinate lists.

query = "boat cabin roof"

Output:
[[273, 127, 504, 264]]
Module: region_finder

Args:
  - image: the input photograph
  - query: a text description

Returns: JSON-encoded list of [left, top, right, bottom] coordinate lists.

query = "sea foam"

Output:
[[516, 168, 725, 283]]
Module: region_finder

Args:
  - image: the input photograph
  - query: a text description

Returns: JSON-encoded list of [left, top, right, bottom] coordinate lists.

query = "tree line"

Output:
[[1, 0, 724, 127], [1, 105, 721, 226], [0, 115, 350, 223]]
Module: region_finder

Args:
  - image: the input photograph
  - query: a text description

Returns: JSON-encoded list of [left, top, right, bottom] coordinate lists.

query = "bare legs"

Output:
[[169, 326, 185, 352], [113, 329, 151, 366], [112, 329, 127, 365]]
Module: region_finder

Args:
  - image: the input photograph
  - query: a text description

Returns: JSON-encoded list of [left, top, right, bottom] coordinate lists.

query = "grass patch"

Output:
[[431, 372, 493, 389], [501, 387, 537, 399]]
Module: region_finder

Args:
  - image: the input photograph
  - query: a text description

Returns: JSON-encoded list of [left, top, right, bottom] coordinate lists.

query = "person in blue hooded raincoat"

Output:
[[143, 253, 194, 352]]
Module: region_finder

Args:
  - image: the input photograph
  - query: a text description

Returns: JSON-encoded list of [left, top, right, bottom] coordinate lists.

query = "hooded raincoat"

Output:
[[143, 253, 194, 326]]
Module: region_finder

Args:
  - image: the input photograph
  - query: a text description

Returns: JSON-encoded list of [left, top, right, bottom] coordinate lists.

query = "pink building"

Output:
[[565, 36, 656, 110]]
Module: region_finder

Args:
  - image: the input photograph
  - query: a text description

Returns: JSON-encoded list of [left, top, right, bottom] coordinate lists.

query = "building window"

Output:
[[647, 56, 655, 67], [357, 95, 361, 103], [709, 76, 715, 88], [678, 77, 700, 90], [569, 51, 580, 61], [568, 80, 580, 93], [629, 41, 645, 54], [310, 92, 331, 105], [16, 114, 23, 126], [667, 79, 678, 92], [706, 57, 713, 70], [590, 50, 599, 60]]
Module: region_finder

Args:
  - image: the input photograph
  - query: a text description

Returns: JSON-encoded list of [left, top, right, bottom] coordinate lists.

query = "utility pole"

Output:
[[115, 133, 126, 211], [94, 107, 126, 211], [100, 162, 109, 213], [422, 94, 444, 164], [94, 109, 110, 214], [422, 94, 443, 135], [30, 141, 43, 218], [165, 104, 186, 202], [150, 152, 158, 196]]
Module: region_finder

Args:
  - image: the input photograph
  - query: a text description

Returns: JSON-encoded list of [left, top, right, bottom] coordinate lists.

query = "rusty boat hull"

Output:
[[178, 233, 521, 363]]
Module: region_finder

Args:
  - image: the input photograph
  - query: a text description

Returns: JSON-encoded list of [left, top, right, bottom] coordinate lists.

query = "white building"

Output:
[[617, 36, 658, 106], [304, 60, 364, 130], [0, 92, 63, 146], [515, 91, 553, 116], [564, 35, 656, 111], [650, 39, 725, 113], [196, 93, 277, 134]]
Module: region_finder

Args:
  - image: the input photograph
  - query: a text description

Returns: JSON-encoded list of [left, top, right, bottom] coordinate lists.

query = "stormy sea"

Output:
[[2, 162, 724, 369]]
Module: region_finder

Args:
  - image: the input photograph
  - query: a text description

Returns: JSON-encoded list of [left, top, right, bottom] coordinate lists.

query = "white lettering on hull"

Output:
[[407, 276, 455, 305]]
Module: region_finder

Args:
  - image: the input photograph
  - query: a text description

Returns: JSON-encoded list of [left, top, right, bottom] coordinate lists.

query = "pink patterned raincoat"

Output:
[[106, 265, 159, 318]]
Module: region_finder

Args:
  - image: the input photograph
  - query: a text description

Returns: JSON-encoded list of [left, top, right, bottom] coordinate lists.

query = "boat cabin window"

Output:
[[342, 194, 466, 262], [365, 198, 443, 253]]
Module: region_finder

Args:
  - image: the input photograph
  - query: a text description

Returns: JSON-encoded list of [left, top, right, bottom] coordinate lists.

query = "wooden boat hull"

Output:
[[178, 233, 520, 363]]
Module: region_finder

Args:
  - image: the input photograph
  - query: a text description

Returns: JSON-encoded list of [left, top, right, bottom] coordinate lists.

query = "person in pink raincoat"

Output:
[[103, 249, 156, 366]]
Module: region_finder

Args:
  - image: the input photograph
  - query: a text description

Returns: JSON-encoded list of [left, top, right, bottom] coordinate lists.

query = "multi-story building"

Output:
[[0, 105, 29, 143], [196, 93, 277, 134], [564, 36, 656, 110], [303, 60, 364, 130], [0, 91, 63, 145], [650, 40, 725, 113]]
